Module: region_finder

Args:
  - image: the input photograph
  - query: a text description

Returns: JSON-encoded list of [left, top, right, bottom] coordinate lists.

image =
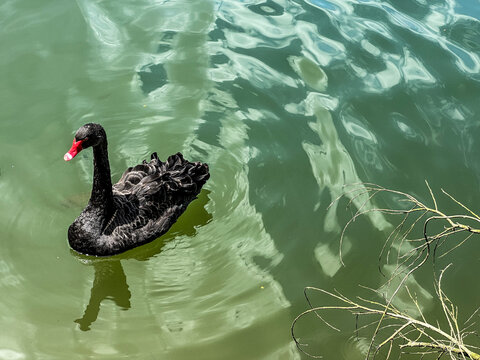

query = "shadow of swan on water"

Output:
[[73, 190, 212, 331]]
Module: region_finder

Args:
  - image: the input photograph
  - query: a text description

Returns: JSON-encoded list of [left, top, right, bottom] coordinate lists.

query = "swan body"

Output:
[[64, 123, 209, 256]]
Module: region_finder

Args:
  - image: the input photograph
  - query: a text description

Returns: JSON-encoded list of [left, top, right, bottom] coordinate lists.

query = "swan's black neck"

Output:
[[90, 139, 114, 213]]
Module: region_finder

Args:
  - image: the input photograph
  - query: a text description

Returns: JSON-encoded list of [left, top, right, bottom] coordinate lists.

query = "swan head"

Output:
[[64, 123, 106, 161]]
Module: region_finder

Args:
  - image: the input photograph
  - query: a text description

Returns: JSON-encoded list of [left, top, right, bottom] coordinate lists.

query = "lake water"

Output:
[[0, 0, 479, 359]]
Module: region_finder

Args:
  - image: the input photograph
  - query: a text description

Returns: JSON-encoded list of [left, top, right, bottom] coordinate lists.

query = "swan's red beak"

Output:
[[64, 138, 83, 161]]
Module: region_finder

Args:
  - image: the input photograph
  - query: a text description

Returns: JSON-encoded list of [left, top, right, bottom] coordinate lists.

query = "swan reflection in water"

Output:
[[74, 190, 212, 331], [74, 260, 131, 331]]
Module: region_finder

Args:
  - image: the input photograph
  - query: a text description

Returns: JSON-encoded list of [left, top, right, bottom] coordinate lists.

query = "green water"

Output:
[[1, 0, 479, 359]]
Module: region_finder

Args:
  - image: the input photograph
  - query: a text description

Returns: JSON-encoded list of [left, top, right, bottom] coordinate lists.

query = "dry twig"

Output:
[[335, 182, 480, 268], [293, 183, 480, 359], [292, 267, 480, 359]]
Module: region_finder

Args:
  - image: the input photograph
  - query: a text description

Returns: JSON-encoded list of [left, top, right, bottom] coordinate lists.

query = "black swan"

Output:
[[64, 123, 209, 256]]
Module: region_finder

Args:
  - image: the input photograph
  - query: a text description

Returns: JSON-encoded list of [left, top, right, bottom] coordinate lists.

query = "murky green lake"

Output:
[[0, 0, 479, 359]]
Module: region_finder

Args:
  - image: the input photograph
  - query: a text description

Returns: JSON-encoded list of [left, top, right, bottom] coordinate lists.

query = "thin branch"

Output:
[[293, 183, 480, 358]]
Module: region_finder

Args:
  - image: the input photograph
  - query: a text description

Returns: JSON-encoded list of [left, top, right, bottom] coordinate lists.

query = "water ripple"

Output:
[[218, 2, 297, 49], [295, 20, 347, 65], [76, 0, 127, 61]]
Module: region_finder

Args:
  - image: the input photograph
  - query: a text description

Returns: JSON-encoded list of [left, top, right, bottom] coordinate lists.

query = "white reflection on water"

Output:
[[390, 112, 428, 144], [0, 349, 25, 360], [219, 1, 297, 49], [304, 0, 353, 15], [295, 21, 346, 66], [402, 48, 436, 84], [286, 58, 390, 276], [76, 0, 127, 61], [222, 49, 298, 89], [302, 102, 391, 270], [380, 1, 480, 73]]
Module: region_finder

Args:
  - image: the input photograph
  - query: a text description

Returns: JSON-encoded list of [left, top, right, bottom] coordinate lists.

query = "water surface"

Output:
[[0, 0, 479, 359]]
